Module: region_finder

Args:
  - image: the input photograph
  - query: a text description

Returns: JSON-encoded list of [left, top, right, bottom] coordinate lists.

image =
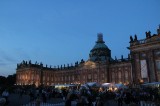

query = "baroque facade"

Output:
[[16, 26, 160, 87]]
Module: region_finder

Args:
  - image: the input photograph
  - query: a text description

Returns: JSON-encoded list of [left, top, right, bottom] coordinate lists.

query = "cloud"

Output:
[[0, 62, 8, 66], [0, 51, 17, 73], [0, 50, 17, 63], [14, 48, 31, 60]]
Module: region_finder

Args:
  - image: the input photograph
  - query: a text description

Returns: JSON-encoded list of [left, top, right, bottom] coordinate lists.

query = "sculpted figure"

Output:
[[130, 36, 133, 42], [29, 60, 31, 64], [134, 35, 137, 41]]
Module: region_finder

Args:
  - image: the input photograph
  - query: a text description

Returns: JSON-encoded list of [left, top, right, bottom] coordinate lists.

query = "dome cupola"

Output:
[[89, 33, 111, 62]]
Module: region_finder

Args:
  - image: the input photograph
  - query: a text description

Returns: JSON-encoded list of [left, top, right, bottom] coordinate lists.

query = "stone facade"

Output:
[[129, 26, 160, 83], [16, 26, 160, 87]]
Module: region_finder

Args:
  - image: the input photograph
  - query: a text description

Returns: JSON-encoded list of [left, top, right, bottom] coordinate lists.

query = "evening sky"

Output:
[[0, 0, 160, 76]]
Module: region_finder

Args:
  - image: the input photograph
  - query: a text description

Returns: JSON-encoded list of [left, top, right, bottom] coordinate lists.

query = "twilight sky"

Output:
[[0, 0, 160, 77]]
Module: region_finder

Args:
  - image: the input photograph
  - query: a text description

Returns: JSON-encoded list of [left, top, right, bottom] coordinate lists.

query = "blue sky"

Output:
[[0, 0, 160, 77]]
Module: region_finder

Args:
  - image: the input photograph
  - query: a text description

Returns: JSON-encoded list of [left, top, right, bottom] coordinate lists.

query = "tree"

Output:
[[6, 74, 16, 86], [0, 76, 7, 85]]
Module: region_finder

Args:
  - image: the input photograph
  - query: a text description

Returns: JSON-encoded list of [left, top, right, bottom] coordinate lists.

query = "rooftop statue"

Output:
[[145, 31, 151, 38], [130, 36, 133, 42], [64, 64, 65, 68], [134, 34, 137, 41], [29, 60, 31, 64]]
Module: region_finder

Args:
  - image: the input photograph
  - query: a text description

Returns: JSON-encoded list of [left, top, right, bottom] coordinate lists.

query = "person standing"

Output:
[[2, 89, 9, 105], [36, 94, 41, 106]]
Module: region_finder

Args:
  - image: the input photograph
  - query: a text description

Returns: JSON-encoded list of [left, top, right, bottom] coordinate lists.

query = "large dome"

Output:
[[89, 33, 111, 62], [92, 42, 109, 50]]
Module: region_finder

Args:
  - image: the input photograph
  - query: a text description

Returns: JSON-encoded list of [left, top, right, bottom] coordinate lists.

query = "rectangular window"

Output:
[[102, 74, 105, 78], [88, 74, 91, 79], [68, 76, 70, 81], [43, 76, 45, 81], [94, 74, 97, 79], [62, 77, 63, 81], [83, 76, 85, 80], [140, 60, 148, 78], [72, 76, 74, 80]]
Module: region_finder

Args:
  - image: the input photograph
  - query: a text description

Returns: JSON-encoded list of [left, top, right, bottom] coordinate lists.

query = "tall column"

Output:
[[131, 52, 141, 84], [147, 51, 156, 82]]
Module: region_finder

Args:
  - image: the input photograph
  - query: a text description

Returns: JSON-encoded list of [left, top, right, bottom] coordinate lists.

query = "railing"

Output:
[[131, 36, 160, 46]]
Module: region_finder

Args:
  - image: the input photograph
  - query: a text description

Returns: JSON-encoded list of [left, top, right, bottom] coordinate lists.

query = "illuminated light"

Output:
[[140, 79, 144, 83], [99, 87, 103, 92], [114, 87, 118, 91]]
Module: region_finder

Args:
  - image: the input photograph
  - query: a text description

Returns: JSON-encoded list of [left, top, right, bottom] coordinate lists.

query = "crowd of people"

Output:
[[0, 83, 160, 106], [63, 85, 160, 106]]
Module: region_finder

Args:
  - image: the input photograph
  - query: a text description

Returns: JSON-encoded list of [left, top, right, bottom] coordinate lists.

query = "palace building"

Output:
[[16, 26, 160, 87]]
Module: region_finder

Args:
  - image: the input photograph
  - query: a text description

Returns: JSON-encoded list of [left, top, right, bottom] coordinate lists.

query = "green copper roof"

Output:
[[89, 33, 111, 62]]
